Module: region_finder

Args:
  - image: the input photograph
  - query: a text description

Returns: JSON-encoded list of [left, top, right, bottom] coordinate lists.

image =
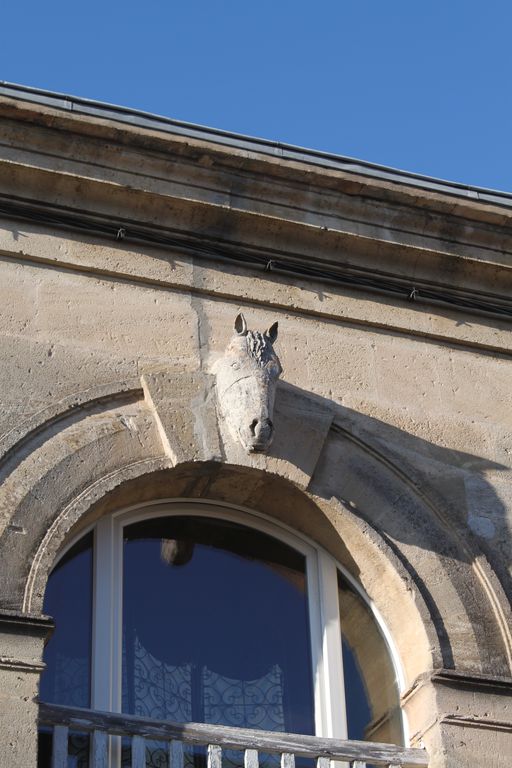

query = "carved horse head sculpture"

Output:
[[216, 313, 282, 453]]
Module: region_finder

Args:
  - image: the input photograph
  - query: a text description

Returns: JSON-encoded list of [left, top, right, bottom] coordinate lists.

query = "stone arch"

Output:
[[23, 454, 432, 673], [27, 458, 437, 745], [0, 371, 510, 705]]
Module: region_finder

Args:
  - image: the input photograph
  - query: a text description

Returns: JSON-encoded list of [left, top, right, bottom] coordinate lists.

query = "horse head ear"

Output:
[[234, 313, 248, 335], [265, 321, 278, 344]]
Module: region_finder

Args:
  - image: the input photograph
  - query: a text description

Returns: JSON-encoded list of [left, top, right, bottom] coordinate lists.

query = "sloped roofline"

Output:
[[2, 80, 512, 209]]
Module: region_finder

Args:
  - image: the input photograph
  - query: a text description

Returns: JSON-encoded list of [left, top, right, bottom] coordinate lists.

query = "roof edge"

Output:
[[2, 80, 512, 210]]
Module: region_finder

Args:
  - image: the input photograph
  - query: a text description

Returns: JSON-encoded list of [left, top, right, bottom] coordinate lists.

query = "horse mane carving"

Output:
[[215, 313, 282, 453]]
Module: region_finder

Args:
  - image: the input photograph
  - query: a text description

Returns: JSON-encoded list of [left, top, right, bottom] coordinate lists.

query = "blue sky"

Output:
[[2, 1, 511, 191]]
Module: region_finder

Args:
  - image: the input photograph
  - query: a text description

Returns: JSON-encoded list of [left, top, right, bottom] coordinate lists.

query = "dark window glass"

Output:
[[39, 532, 93, 768], [38, 731, 90, 768], [122, 517, 315, 767], [338, 572, 403, 746], [40, 532, 93, 707]]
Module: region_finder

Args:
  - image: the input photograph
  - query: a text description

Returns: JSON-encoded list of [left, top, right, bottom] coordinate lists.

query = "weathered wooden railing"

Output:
[[39, 702, 429, 768]]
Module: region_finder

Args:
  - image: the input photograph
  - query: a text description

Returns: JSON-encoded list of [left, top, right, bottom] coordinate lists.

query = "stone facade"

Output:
[[0, 84, 511, 767]]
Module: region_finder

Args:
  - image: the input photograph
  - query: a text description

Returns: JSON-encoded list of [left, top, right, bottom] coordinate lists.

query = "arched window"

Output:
[[39, 502, 403, 767]]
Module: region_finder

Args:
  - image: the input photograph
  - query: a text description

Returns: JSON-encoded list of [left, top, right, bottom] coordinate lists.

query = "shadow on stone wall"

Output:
[[271, 382, 511, 672]]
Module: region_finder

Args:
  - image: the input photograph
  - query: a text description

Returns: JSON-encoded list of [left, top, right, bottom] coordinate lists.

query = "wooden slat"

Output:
[[39, 702, 429, 767], [169, 739, 184, 768], [281, 753, 295, 768], [208, 744, 223, 768], [132, 734, 146, 768], [317, 757, 330, 768], [352, 762, 366, 768], [245, 748, 259, 768], [91, 729, 108, 768], [51, 725, 68, 768]]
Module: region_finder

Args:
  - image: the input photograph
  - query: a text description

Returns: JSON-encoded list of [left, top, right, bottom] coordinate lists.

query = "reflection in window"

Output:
[[122, 517, 315, 735], [338, 572, 402, 745], [122, 517, 315, 768]]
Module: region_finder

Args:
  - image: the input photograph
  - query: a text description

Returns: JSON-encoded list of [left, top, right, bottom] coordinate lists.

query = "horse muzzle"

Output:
[[242, 417, 274, 452]]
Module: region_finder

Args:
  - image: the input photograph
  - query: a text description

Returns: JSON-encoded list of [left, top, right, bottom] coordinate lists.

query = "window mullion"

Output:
[[316, 549, 347, 739], [306, 550, 326, 738], [91, 515, 116, 711]]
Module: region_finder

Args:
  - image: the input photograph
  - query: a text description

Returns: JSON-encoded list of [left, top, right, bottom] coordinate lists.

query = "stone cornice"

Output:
[[0, 90, 512, 323], [1, 217, 511, 355], [2, 86, 512, 221], [431, 667, 512, 693]]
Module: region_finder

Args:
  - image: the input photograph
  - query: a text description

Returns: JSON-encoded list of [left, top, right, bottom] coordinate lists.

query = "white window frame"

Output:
[[52, 497, 407, 759]]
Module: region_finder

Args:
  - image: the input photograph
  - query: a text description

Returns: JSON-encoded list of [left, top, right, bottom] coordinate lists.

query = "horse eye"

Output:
[[231, 362, 240, 370]]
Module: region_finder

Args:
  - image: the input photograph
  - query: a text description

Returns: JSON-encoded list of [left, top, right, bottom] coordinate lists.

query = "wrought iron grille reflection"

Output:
[[124, 634, 285, 768]]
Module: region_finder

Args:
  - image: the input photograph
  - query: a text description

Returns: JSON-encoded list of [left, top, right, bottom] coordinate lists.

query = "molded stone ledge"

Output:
[[0, 609, 53, 673], [403, 669, 512, 767], [0, 609, 53, 638]]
